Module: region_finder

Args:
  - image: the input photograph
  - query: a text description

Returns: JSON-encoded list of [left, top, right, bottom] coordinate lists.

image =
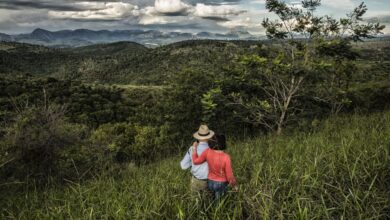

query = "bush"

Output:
[[0, 105, 178, 182], [347, 82, 390, 112], [0, 104, 90, 181], [90, 122, 174, 165], [90, 123, 136, 164]]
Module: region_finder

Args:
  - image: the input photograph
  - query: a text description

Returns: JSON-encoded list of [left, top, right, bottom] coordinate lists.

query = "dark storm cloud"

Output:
[[141, 22, 201, 29], [201, 16, 230, 21], [69, 18, 124, 22], [0, 0, 145, 11], [125, 0, 154, 7], [0, 1, 85, 11], [159, 11, 189, 16]]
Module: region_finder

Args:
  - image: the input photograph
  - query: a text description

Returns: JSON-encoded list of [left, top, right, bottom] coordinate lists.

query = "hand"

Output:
[[192, 141, 198, 152], [233, 185, 239, 192]]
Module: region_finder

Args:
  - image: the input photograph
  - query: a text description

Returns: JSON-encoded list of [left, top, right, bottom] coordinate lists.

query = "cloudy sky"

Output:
[[0, 0, 389, 34]]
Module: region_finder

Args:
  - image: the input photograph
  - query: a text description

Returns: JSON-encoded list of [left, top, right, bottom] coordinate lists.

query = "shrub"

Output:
[[0, 104, 90, 181], [90, 123, 136, 164], [347, 82, 390, 112], [90, 122, 175, 165]]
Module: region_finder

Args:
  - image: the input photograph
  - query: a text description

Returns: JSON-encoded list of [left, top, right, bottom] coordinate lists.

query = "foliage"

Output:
[[90, 123, 173, 165], [1, 112, 389, 218], [163, 68, 216, 138], [0, 104, 90, 180], [0, 76, 162, 127], [0, 77, 177, 181], [237, 0, 387, 134], [0, 40, 261, 85], [0, 33, 389, 183], [262, 0, 385, 40], [201, 87, 222, 124]]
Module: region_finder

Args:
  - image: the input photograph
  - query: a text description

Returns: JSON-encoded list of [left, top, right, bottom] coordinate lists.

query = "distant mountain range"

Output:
[[0, 28, 265, 47]]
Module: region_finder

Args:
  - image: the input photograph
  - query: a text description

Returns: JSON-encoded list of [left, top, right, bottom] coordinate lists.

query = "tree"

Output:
[[227, 52, 305, 134], [0, 102, 88, 180], [163, 68, 215, 139], [201, 87, 222, 124], [238, 0, 386, 134]]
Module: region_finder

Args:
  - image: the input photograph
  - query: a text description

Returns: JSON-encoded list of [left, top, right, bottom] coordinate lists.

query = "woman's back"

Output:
[[192, 133, 237, 199], [193, 148, 236, 186]]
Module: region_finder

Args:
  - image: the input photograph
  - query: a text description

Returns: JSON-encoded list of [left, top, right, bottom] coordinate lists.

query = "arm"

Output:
[[225, 155, 237, 187], [180, 147, 192, 170], [192, 147, 209, 165]]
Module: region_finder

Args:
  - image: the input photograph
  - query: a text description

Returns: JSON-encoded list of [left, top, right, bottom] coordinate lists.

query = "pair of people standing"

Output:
[[180, 125, 237, 200]]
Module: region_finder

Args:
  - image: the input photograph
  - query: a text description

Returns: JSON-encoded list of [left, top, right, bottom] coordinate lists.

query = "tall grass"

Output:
[[1, 112, 389, 219]]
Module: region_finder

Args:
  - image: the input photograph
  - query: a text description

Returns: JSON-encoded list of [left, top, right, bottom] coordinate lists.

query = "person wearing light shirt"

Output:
[[180, 125, 214, 193], [192, 134, 238, 200]]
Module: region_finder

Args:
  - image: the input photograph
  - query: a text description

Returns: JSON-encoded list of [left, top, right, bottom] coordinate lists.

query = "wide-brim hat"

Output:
[[193, 125, 215, 140]]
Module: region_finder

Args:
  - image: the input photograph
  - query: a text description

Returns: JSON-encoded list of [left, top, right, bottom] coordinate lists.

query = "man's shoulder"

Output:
[[186, 146, 193, 155], [198, 144, 210, 150]]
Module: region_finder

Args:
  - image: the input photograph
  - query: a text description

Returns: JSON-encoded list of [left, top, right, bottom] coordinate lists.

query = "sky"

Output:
[[0, 0, 389, 34]]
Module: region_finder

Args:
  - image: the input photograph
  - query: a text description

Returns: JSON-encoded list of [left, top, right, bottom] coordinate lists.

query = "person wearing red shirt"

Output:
[[192, 134, 238, 200]]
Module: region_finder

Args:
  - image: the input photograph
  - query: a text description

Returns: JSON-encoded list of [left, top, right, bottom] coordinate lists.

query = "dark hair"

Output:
[[209, 134, 226, 150]]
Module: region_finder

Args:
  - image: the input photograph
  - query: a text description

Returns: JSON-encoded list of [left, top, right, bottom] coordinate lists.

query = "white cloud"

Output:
[[193, 3, 246, 18], [137, 0, 191, 25], [288, 2, 304, 10], [138, 1, 246, 25], [45, 0, 251, 27], [0, 9, 13, 23], [138, 15, 169, 25], [321, 0, 354, 9], [49, 2, 139, 20], [154, 0, 190, 14], [365, 10, 390, 18], [140, 6, 158, 16], [250, 0, 266, 4], [218, 17, 261, 29]]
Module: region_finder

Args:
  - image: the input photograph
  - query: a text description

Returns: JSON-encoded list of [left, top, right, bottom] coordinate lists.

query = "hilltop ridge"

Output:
[[0, 28, 264, 48]]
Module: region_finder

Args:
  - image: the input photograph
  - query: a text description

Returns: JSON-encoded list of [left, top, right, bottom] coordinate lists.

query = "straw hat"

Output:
[[193, 125, 215, 140]]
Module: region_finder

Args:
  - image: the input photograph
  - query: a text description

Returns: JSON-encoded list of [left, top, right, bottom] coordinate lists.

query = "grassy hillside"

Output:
[[1, 111, 389, 219]]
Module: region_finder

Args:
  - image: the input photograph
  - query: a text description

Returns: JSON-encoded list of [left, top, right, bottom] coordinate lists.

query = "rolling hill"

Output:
[[0, 40, 265, 84], [1, 38, 389, 85]]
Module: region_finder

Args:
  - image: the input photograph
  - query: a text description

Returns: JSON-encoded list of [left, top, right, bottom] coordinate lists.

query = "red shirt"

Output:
[[192, 148, 236, 186]]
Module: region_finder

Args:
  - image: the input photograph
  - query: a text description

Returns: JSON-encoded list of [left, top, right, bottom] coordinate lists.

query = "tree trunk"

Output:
[[276, 107, 287, 135], [276, 123, 283, 135]]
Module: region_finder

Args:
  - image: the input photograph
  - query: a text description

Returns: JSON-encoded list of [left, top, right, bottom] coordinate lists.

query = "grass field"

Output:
[[1, 112, 389, 219]]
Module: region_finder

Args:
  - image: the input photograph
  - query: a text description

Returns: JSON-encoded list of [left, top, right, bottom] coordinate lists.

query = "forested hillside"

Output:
[[0, 40, 268, 84], [1, 39, 389, 85], [1, 38, 389, 173]]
